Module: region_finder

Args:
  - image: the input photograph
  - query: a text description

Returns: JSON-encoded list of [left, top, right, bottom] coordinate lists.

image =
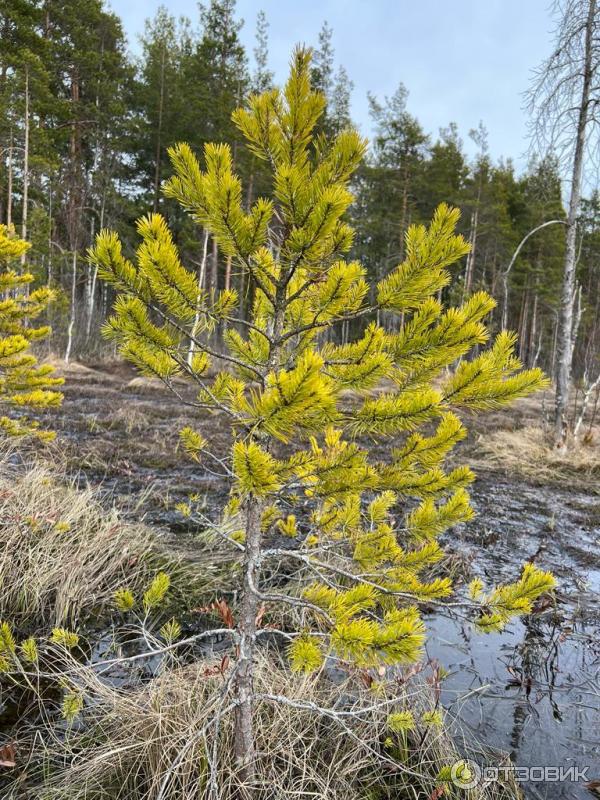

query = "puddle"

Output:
[[428, 477, 600, 799]]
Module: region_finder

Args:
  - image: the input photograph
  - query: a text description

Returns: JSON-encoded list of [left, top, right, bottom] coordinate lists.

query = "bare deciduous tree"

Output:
[[527, 0, 600, 446]]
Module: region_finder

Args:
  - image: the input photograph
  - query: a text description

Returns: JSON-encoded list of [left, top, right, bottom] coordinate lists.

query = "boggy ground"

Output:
[[22, 360, 600, 799]]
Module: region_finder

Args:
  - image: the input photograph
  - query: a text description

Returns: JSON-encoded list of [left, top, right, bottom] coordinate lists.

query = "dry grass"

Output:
[[125, 374, 190, 394], [0, 449, 223, 629], [474, 425, 600, 487], [8, 652, 521, 800]]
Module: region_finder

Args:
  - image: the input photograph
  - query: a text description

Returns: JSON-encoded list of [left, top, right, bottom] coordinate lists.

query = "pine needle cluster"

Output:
[[90, 48, 554, 679]]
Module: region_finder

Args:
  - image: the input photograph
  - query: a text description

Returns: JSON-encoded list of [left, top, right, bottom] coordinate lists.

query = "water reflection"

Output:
[[426, 476, 600, 800]]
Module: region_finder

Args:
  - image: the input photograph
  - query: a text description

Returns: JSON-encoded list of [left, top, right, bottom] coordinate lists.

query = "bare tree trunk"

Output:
[[551, 314, 559, 381], [533, 329, 543, 369], [554, 0, 596, 446], [47, 181, 53, 284], [6, 128, 13, 227], [153, 45, 166, 213], [573, 373, 600, 436], [225, 255, 232, 292], [399, 166, 409, 259], [529, 291, 538, 367], [86, 264, 99, 341], [65, 251, 77, 363], [211, 236, 218, 293], [585, 380, 600, 437], [21, 66, 30, 266], [519, 281, 529, 361], [501, 219, 565, 330], [187, 229, 209, 365], [463, 204, 479, 300], [85, 216, 97, 341], [232, 295, 285, 790]]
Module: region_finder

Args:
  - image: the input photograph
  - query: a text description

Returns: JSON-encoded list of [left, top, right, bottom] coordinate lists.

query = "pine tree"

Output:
[[190, 0, 248, 147], [329, 64, 354, 136], [132, 7, 190, 211], [0, 224, 62, 439], [252, 10, 273, 94], [311, 21, 334, 99], [368, 84, 429, 258], [419, 123, 467, 218], [90, 49, 554, 791]]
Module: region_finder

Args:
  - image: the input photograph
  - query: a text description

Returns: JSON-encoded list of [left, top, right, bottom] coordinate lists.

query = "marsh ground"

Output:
[[17, 361, 600, 799]]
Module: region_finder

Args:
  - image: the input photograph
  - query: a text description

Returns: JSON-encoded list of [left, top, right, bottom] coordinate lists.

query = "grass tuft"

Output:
[[476, 425, 600, 487], [6, 652, 521, 800], [0, 448, 224, 629]]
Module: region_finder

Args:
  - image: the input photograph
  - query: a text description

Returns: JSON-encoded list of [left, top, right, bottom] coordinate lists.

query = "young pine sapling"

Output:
[[0, 224, 63, 440], [90, 49, 555, 790]]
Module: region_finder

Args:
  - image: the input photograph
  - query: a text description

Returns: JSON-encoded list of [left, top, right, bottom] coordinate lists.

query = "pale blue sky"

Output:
[[107, 0, 555, 167]]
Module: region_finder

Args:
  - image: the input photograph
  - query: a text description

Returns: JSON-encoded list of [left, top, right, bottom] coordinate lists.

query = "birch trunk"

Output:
[[573, 373, 600, 437], [463, 205, 479, 300], [65, 251, 77, 363], [501, 219, 565, 331], [187, 229, 209, 365]]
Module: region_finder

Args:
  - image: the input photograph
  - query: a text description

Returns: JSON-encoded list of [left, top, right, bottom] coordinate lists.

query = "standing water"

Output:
[[428, 476, 600, 799]]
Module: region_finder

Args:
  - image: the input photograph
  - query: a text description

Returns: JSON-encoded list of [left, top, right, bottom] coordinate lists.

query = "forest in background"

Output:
[[0, 0, 599, 406]]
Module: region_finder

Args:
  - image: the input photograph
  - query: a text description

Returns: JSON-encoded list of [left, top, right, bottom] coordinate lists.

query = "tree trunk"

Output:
[[86, 264, 98, 341], [529, 291, 539, 368], [233, 495, 265, 789], [399, 165, 409, 259], [232, 291, 286, 791], [47, 181, 53, 284], [211, 236, 218, 293], [65, 250, 77, 363], [21, 66, 30, 266], [85, 216, 95, 340], [574, 373, 600, 437], [6, 128, 13, 227], [518, 287, 529, 361], [187, 228, 209, 365], [463, 205, 479, 299], [225, 255, 232, 292], [153, 45, 166, 213], [554, 0, 596, 446], [501, 219, 565, 331]]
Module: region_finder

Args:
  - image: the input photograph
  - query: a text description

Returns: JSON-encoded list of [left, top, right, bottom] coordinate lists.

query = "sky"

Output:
[[107, 0, 556, 169]]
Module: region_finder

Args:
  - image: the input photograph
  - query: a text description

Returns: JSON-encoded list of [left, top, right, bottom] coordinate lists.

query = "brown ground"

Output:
[[37, 360, 598, 493]]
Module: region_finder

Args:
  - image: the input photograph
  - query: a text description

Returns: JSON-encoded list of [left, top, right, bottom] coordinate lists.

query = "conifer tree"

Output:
[[367, 83, 429, 261], [134, 7, 190, 211], [252, 10, 273, 94], [0, 224, 62, 439], [90, 49, 555, 791]]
